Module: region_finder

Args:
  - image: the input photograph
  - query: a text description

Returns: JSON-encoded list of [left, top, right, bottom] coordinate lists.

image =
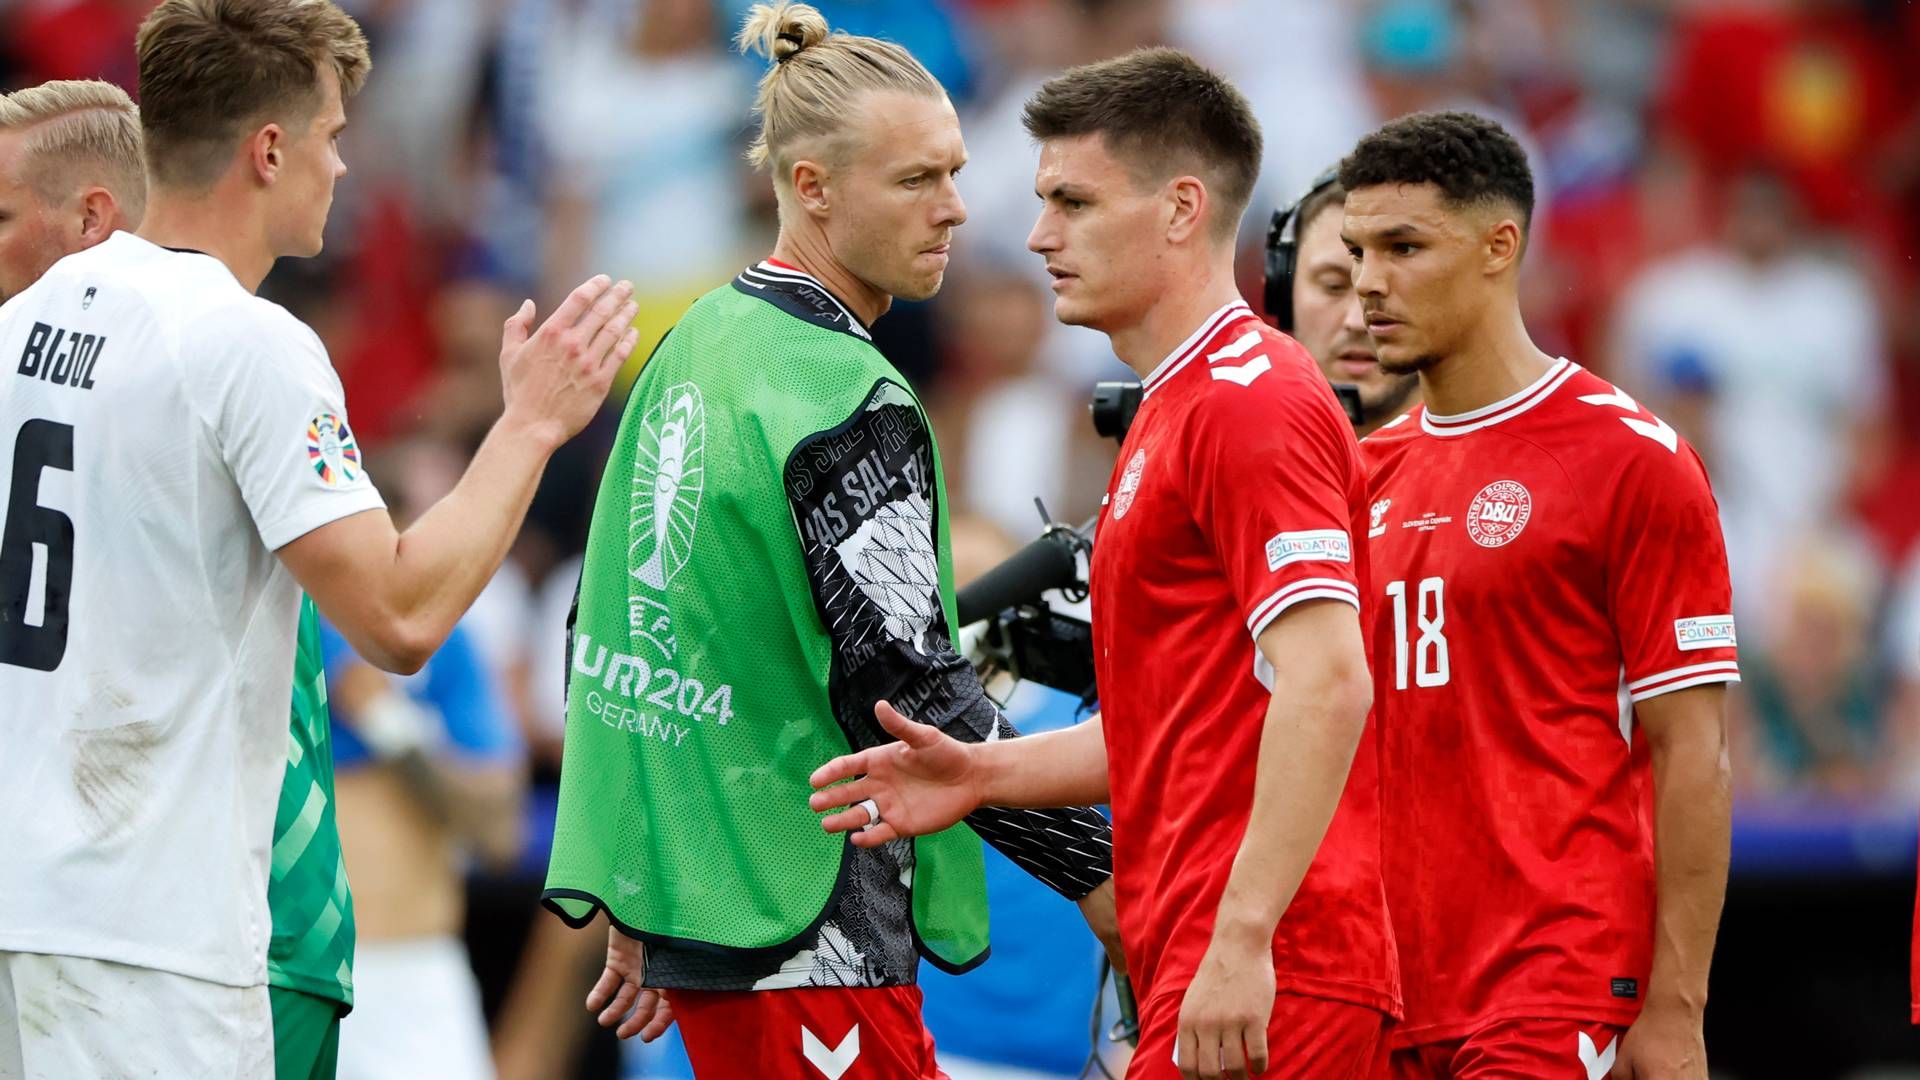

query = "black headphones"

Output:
[[1263, 166, 1341, 333]]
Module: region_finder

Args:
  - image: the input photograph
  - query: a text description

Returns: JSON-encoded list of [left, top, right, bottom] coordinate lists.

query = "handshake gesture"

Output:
[[810, 701, 1128, 980], [807, 701, 987, 844]]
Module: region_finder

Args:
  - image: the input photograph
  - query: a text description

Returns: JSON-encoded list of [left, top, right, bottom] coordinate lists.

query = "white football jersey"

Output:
[[0, 233, 384, 987]]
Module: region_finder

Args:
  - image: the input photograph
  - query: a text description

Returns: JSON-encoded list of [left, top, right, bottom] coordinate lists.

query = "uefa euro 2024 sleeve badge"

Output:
[[306, 412, 363, 487], [630, 383, 707, 591]]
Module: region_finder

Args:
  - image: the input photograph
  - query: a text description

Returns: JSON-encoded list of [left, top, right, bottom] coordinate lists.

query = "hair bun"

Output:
[[737, 2, 830, 66]]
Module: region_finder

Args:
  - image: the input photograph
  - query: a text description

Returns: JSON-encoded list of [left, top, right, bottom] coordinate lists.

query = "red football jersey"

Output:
[[1089, 300, 1400, 1024], [1361, 358, 1740, 1046]]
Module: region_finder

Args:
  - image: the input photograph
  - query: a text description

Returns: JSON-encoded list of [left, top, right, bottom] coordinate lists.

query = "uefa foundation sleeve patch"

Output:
[[1265, 529, 1352, 571], [1673, 615, 1736, 651], [306, 412, 363, 487]]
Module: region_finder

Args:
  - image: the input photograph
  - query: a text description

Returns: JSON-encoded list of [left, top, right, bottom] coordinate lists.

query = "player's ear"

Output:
[[75, 188, 120, 247], [1165, 175, 1207, 245], [247, 123, 284, 185], [790, 159, 831, 219], [1484, 218, 1524, 276]]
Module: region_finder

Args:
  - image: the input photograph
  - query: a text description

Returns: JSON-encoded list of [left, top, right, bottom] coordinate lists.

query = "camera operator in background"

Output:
[[1268, 171, 1419, 437]]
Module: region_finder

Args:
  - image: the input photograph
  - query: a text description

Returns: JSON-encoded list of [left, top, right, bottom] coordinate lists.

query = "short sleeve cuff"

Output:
[[1626, 660, 1741, 702], [259, 487, 387, 552], [1247, 577, 1360, 640]]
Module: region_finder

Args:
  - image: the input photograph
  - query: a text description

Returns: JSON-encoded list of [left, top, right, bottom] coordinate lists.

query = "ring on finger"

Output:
[[857, 798, 882, 830]]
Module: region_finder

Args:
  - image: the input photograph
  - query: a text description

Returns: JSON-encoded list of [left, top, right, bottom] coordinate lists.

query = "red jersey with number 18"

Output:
[[1360, 358, 1739, 1047], [1089, 300, 1400, 1029]]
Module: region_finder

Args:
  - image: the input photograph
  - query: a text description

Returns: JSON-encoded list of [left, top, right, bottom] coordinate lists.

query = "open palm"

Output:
[[807, 700, 985, 846]]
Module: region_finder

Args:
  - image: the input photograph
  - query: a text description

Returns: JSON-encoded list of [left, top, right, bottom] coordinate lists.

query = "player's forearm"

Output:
[[379, 413, 559, 662], [973, 714, 1110, 808], [1210, 663, 1368, 945], [1643, 696, 1732, 1013]]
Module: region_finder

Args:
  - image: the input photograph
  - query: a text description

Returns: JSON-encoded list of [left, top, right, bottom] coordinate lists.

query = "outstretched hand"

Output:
[[498, 274, 641, 449], [807, 700, 986, 847]]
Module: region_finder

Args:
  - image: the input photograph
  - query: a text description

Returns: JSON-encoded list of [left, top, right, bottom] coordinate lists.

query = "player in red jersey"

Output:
[[807, 48, 1397, 1080], [1340, 112, 1737, 1079]]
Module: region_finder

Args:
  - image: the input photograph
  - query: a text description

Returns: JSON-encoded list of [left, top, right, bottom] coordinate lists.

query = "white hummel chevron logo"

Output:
[[1577, 1032, 1617, 1080], [1206, 329, 1263, 362], [1578, 388, 1677, 452], [1210, 356, 1271, 386], [802, 1023, 860, 1079]]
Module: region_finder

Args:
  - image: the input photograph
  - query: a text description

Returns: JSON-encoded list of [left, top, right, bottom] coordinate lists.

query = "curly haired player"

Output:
[[1343, 111, 1737, 1080]]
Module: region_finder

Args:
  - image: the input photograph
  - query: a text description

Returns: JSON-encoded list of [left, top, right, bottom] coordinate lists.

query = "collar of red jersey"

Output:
[[1141, 300, 1257, 398], [1418, 356, 1577, 437]]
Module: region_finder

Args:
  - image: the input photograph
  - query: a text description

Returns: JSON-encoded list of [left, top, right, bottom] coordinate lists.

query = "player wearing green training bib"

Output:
[[269, 595, 356, 1079], [541, 6, 1117, 1075]]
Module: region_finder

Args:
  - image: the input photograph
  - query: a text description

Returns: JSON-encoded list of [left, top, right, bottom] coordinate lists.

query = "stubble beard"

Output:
[[1361, 371, 1423, 423], [898, 267, 944, 303], [1377, 351, 1440, 377]]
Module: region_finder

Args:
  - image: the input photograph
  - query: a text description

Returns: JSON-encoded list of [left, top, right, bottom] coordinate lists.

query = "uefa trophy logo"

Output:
[[630, 383, 707, 590]]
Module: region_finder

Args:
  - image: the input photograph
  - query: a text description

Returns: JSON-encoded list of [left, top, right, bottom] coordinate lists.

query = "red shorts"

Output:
[[1130, 990, 1388, 1079], [667, 985, 946, 1079], [1387, 1019, 1627, 1080]]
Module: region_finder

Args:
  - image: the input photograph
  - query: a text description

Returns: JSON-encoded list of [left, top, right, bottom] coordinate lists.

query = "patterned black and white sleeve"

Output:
[[783, 379, 1115, 901], [955, 705, 1115, 902]]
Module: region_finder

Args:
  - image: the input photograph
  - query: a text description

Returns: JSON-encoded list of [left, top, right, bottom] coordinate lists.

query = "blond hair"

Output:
[[0, 80, 147, 224], [734, 2, 944, 179], [135, 0, 371, 191]]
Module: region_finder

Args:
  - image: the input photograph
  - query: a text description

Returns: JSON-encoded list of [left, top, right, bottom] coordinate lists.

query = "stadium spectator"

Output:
[[933, 265, 1113, 540], [1879, 552, 1920, 798], [322, 592, 526, 1080], [539, 0, 754, 380], [1653, 0, 1909, 230], [1735, 532, 1891, 798], [1610, 166, 1890, 648]]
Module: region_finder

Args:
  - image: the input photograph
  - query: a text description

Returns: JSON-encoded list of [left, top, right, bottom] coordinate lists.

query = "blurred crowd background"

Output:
[[7, 0, 1920, 1076]]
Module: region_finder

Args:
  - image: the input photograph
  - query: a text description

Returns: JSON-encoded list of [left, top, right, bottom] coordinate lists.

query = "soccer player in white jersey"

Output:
[[0, 2, 638, 1075]]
